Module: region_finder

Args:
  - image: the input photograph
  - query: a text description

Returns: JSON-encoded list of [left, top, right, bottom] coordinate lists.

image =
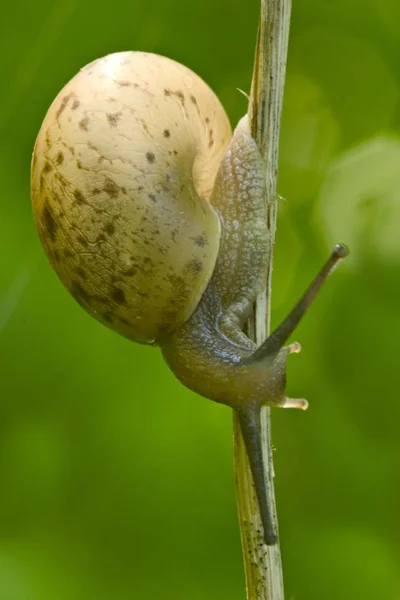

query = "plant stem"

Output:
[[233, 0, 291, 598]]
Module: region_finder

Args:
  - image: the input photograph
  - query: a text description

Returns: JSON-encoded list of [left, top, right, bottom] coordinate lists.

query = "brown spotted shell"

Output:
[[31, 51, 232, 344]]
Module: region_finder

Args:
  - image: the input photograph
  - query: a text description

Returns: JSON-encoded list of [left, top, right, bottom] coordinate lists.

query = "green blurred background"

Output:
[[1, 0, 400, 598]]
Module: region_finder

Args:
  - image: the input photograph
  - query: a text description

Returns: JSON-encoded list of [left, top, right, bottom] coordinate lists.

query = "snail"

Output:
[[31, 51, 348, 545]]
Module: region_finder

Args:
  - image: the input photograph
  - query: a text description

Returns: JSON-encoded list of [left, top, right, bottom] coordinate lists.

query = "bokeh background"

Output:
[[1, 0, 400, 598]]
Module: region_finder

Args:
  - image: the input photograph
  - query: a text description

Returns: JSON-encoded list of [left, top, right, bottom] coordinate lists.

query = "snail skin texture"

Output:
[[31, 51, 348, 545]]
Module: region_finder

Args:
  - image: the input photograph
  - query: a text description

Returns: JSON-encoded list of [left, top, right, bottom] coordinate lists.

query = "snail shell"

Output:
[[31, 51, 231, 343]]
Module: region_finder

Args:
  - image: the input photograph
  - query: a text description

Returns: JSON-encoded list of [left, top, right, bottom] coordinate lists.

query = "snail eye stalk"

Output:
[[252, 244, 349, 360]]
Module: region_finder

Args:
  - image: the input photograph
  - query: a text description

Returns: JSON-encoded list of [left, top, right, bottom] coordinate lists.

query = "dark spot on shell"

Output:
[[146, 152, 155, 163], [96, 233, 106, 244], [103, 177, 119, 198], [56, 94, 72, 119], [74, 190, 86, 204], [43, 162, 52, 173], [92, 187, 101, 195], [117, 80, 131, 87], [191, 233, 208, 247], [167, 273, 185, 286], [77, 235, 88, 247], [71, 280, 90, 305], [107, 112, 121, 127], [157, 273, 191, 335], [55, 152, 64, 165], [163, 129, 171, 138], [205, 117, 210, 124], [164, 89, 186, 108], [104, 222, 115, 236], [173, 150, 178, 156], [148, 193, 157, 203], [53, 250, 60, 262], [190, 95, 197, 104], [64, 249, 74, 258], [79, 117, 89, 131], [72, 98, 80, 110], [185, 258, 203, 275], [42, 202, 57, 240], [111, 287, 127, 305], [77, 160, 82, 169]]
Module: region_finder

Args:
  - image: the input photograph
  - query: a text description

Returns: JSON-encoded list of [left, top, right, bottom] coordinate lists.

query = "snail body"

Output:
[[31, 51, 348, 545]]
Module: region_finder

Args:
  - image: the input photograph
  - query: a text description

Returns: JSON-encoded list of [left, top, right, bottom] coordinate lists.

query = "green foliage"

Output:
[[1, 0, 400, 598]]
